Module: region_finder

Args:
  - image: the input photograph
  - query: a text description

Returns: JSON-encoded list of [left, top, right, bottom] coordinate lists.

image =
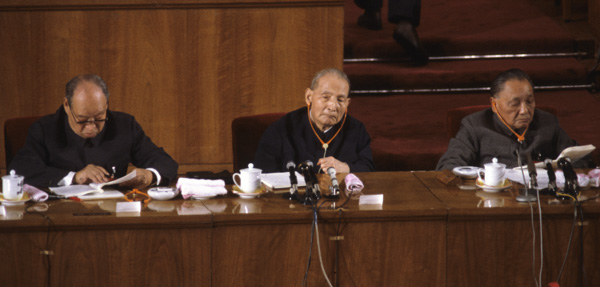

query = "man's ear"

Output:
[[490, 97, 498, 113], [304, 88, 313, 106], [63, 98, 69, 110]]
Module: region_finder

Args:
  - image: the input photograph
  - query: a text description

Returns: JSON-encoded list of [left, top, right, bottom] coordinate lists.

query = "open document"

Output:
[[50, 170, 137, 199]]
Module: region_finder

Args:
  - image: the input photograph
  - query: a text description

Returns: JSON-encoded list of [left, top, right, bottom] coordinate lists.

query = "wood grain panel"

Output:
[[0, 0, 342, 10], [0, 231, 48, 286], [50, 228, 211, 286], [415, 171, 600, 287], [337, 220, 446, 286], [212, 223, 332, 286], [0, 2, 343, 173]]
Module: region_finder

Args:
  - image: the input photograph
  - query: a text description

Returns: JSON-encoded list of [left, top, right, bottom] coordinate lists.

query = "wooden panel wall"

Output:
[[0, 0, 344, 175]]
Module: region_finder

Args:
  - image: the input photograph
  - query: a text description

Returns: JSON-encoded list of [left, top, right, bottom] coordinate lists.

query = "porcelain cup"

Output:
[[233, 163, 262, 193], [477, 158, 506, 187], [2, 170, 24, 201]]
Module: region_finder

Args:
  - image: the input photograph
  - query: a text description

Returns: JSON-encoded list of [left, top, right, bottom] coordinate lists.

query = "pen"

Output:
[[47, 195, 82, 202], [111, 166, 116, 179]]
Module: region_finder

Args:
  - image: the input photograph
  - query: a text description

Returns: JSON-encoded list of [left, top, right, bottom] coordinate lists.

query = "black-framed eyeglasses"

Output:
[[68, 105, 108, 125]]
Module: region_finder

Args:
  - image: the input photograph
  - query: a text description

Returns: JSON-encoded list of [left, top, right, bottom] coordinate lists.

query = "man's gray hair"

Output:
[[310, 68, 351, 92], [490, 68, 533, 98], [65, 74, 110, 106]]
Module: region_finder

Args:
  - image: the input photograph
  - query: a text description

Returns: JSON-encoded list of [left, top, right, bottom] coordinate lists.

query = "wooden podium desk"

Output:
[[0, 197, 214, 286], [208, 171, 447, 286], [3, 171, 597, 286], [0, 172, 446, 287], [414, 171, 600, 287]]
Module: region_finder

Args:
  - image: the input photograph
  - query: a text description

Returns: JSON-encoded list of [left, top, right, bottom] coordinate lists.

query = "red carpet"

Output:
[[345, 0, 578, 59]]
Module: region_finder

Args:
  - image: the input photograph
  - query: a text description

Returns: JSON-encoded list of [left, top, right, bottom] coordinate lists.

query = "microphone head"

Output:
[[327, 167, 336, 175], [286, 161, 296, 169], [557, 157, 571, 167]]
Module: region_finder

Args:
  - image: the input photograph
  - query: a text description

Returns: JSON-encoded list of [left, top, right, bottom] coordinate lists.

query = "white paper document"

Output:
[[50, 170, 136, 199], [516, 144, 596, 170], [260, 172, 306, 189]]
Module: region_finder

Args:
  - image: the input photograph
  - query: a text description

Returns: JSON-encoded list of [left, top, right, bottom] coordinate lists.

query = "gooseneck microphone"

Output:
[[526, 153, 538, 189], [557, 157, 579, 198], [515, 146, 537, 202], [305, 161, 321, 200], [298, 161, 321, 202], [286, 161, 298, 196], [544, 159, 558, 193], [326, 167, 340, 198]]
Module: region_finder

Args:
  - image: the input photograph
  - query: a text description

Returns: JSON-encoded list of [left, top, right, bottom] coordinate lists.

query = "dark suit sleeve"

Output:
[[129, 119, 178, 185], [436, 118, 479, 170], [8, 121, 71, 187], [346, 122, 375, 172]]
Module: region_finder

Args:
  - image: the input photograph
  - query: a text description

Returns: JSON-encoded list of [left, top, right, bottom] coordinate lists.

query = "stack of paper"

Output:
[[50, 170, 137, 200]]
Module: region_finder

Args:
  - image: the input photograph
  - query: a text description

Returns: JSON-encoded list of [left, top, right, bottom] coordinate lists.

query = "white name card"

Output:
[[116, 201, 141, 213], [359, 194, 384, 205]]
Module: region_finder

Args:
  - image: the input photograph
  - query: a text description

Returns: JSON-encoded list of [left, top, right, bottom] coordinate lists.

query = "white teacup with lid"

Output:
[[232, 163, 262, 193], [2, 170, 25, 201], [478, 158, 506, 187]]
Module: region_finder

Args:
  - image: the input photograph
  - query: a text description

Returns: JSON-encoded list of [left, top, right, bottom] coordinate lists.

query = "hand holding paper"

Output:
[[51, 170, 137, 199]]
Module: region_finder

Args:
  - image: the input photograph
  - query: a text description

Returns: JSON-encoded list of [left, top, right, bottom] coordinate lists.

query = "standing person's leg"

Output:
[[389, 0, 428, 64], [355, 0, 384, 30]]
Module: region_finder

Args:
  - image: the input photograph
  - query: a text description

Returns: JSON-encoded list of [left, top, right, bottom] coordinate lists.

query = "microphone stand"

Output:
[[515, 148, 537, 202], [557, 157, 580, 200], [323, 167, 340, 200], [298, 162, 317, 205], [282, 161, 301, 201]]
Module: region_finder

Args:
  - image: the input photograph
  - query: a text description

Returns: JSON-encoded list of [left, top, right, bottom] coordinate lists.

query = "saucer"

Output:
[[232, 186, 265, 199], [147, 187, 178, 201], [476, 178, 511, 193], [191, 195, 214, 200], [452, 166, 479, 179], [0, 193, 31, 206]]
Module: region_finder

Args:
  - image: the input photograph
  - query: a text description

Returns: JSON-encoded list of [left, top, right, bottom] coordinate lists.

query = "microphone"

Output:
[[327, 167, 340, 197], [515, 146, 537, 202], [526, 152, 538, 189], [557, 157, 579, 197], [298, 161, 321, 201], [544, 159, 557, 193], [304, 161, 321, 199], [286, 161, 298, 196]]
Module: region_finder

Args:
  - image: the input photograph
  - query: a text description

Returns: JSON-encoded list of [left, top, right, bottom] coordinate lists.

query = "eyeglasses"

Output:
[[69, 105, 108, 125], [124, 189, 151, 205]]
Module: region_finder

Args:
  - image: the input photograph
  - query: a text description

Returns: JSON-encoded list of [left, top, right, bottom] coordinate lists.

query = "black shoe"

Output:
[[357, 10, 382, 31], [393, 21, 428, 65]]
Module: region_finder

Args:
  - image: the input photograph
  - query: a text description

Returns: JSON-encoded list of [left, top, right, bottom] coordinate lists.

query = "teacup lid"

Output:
[[3, 170, 20, 179], [488, 157, 504, 167], [241, 163, 261, 173]]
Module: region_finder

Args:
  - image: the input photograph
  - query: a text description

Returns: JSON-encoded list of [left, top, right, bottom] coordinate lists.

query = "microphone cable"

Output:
[[314, 206, 334, 287], [301, 202, 316, 287], [576, 200, 589, 287], [554, 201, 578, 285], [516, 147, 543, 287]]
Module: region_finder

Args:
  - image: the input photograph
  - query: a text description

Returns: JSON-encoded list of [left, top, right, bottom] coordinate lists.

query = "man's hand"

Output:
[[74, 164, 110, 184], [119, 168, 154, 189], [317, 156, 350, 173]]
